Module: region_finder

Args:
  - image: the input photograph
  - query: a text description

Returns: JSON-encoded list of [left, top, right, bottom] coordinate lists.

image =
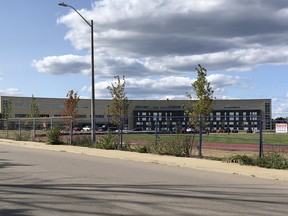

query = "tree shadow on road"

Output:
[[0, 182, 287, 215], [0, 209, 31, 216]]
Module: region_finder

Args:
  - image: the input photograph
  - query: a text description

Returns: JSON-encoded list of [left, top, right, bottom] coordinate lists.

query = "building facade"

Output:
[[0, 96, 272, 131]]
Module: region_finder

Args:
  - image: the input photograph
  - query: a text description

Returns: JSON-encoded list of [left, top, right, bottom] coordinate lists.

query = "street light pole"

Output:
[[58, 2, 96, 142]]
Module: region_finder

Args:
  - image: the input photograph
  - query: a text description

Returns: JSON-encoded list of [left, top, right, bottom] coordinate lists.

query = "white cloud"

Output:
[[208, 74, 251, 89], [32, 55, 90, 75], [32, 0, 288, 102], [0, 88, 22, 96], [273, 103, 288, 118], [84, 74, 250, 100]]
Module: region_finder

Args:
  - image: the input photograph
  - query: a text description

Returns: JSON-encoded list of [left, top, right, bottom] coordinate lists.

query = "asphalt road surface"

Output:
[[1, 143, 288, 216]]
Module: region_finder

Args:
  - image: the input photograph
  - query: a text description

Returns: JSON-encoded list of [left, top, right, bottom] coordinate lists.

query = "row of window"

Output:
[[15, 103, 90, 109], [134, 105, 182, 110], [14, 114, 107, 118]]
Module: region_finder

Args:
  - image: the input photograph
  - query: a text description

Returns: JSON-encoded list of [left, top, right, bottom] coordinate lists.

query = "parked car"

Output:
[[232, 129, 238, 133], [224, 128, 231, 133], [253, 129, 260, 134], [82, 126, 91, 131], [216, 128, 224, 133], [73, 126, 81, 131], [209, 129, 217, 133], [133, 127, 143, 131], [246, 129, 253, 133]]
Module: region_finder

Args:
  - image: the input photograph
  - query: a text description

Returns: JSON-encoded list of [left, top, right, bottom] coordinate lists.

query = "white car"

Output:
[[82, 126, 91, 131]]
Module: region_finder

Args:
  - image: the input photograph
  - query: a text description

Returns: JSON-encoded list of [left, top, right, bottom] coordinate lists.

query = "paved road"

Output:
[[1, 143, 288, 216]]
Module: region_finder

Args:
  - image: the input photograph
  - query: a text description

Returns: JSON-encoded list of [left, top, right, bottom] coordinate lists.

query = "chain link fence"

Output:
[[0, 115, 287, 159], [0, 117, 73, 143]]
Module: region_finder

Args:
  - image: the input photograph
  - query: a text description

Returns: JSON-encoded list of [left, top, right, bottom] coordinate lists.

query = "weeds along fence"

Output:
[[0, 117, 73, 143], [1, 115, 287, 159], [117, 114, 287, 158]]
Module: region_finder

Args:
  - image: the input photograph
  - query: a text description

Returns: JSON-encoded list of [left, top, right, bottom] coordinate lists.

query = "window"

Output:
[[229, 112, 234, 121], [40, 114, 49, 117], [15, 114, 28, 118], [216, 112, 221, 121]]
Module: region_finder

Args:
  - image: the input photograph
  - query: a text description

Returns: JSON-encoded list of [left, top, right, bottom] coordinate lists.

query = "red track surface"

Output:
[[128, 139, 288, 153], [202, 142, 288, 152], [202, 142, 259, 151]]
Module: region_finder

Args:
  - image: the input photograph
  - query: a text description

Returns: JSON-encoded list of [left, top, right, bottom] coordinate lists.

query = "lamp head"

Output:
[[58, 2, 68, 7]]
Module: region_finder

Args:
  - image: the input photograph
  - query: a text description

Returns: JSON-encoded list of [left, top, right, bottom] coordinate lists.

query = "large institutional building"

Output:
[[0, 96, 272, 131]]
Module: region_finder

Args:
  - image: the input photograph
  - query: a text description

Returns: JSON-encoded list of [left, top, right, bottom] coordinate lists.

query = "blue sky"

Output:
[[1, 0, 288, 118]]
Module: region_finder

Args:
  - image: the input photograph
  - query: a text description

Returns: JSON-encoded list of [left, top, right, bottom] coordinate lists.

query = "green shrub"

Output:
[[119, 142, 131, 151], [47, 125, 63, 145], [224, 152, 288, 169], [148, 135, 194, 157], [94, 133, 118, 149], [134, 145, 152, 153], [224, 154, 254, 165], [14, 132, 30, 141], [254, 152, 288, 169], [71, 135, 94, 147]]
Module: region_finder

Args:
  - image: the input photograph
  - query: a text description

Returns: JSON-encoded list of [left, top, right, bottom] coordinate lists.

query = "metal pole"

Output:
[[198, 115, 203, 158], [259, 115, 263, 158], [155, 118, 158, 145], [58, 2, 96, 143], [91, 20, 96, 143]]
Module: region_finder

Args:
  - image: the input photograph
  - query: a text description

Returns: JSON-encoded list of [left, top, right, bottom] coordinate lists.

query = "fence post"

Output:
[[119, 116, 123, 148], [259, 115, 263, 158], [69, 116, 72, 145], [18, 118, 21, 137], [155, 118, 158, 145], [198, 115, 203, 158], [5, 119, 8, 139], [32, 118, 36, 140]]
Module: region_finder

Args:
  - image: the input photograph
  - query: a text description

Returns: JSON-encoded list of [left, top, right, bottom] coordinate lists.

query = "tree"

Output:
[[2, 99, 12, 136], [107, 76, 129, 148], [30, 95, 40, 135], [185, 64, 214, 156], [2, 99, 12, 120], [185, 64, 214, 127], [30, 95, 39, 118], [107, 76, 129, 126], [61, 90, 80, 129]]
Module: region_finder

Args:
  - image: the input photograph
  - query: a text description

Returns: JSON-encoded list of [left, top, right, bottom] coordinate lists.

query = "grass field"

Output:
[[122, 132, 288, 145], [1, 130, 288, 146], [1, 129, 288, 159]]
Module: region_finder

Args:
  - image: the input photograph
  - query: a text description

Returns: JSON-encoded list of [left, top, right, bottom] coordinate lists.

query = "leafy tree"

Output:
[[107, 76, 129, 126], [107, 76, 129, 148], [61, 90, 80, 130], [2, 99, 12, 135], [30, 95, 39, 118], [30, 95, 40, 135], [185, 64, 214, 127], [185, 65, 214, 156], [2, 99, 12, 120]]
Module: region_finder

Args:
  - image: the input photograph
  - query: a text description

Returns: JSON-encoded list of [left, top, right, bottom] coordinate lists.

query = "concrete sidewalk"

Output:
[[0, 139, 287, 181]]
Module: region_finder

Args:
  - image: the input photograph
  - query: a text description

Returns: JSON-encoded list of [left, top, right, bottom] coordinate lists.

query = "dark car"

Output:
[[224, 128, 231, 133], [133, 127, 143, 131], [246, 129, 253, 133]]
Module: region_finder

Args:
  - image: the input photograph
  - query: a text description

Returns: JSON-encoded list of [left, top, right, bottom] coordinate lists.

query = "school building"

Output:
[[0, 96, 272, 131]]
